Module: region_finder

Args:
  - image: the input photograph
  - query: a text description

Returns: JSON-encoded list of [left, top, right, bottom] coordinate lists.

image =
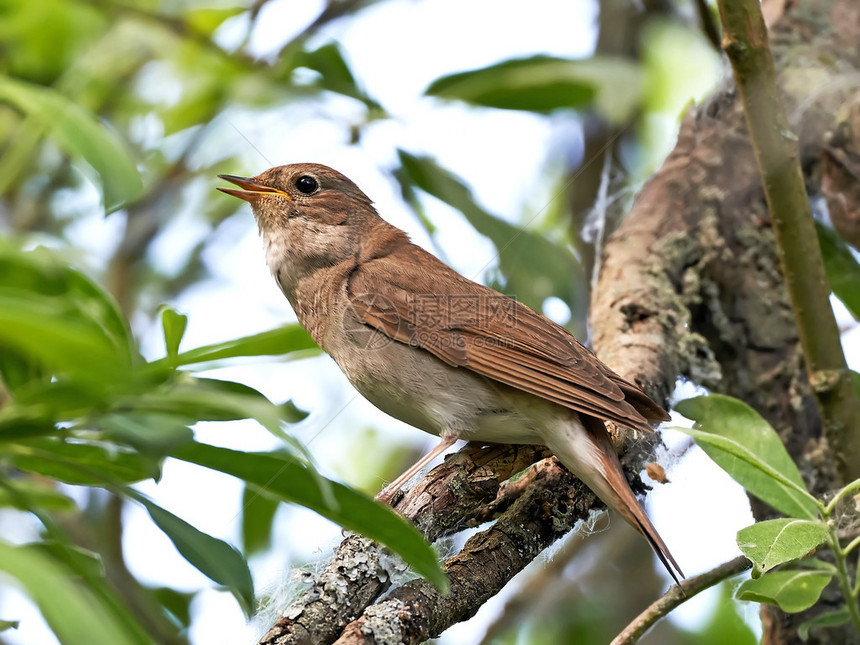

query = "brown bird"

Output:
[[218, 163, 683, 584]]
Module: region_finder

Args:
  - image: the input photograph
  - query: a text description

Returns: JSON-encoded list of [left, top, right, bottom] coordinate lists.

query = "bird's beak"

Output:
[[217, 175, 292, 202]]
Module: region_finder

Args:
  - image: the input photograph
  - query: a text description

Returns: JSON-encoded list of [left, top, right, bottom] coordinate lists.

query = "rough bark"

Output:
[[258, 444, 552, 645], [334, 460, 593, 645], [594, 0, 859, 641], [823, 93, 860, 252]]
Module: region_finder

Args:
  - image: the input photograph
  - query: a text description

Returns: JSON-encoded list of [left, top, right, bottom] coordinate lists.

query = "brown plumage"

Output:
[[348, 243, 670, 429], [218, 163, 683, 585]]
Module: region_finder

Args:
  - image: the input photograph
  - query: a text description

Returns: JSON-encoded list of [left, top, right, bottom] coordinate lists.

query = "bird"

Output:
[[218, 163, 683, 585]]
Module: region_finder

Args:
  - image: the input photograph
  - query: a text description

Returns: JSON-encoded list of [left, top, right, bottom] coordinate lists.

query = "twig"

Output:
[[610, 555, 751, 645], [822, 501, 860, 631], [717, 0, 860, 483], [80, 0, 258, 67]]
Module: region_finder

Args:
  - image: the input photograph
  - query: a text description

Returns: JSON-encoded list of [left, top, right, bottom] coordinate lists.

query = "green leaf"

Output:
[[1, 246, 133, 357], [161, 307, 188, 359], [0, 540, 148, 645], [397, 151, 583, 312], [737, 519, 830, 573], [817, 222, 860, 320], [99, 412, 194, 455], [794, 558, 838, 573], [0, 0, 106, 84], [0, 406, 59, 439], [32, 540, 153, 642], [131, 494, 255, 617], [34, 542, 105, 581], [171, 325, 319, 366], [111, 376, 313, 472], [8, 438, 161, 485], [0, 347, 42, 396], [0, 245, 133, 388], [0, 478, 77, 512], [736, 570, 832, 613], [294, 43, 381, 109], [0, 291, 127, 384], [171, 442, 447, 591], [150, 587, 194, 630], [123, 377, 305, 432], [185, 7, 245, 36], [188, 378, 307, 423], [5, 380, 127, 430], [675, 395, 820, 519], [682, 427, 819, 519], [242, 484, 279, 555], [426, 55, 642, 122], [0, 620, 19, 632], [0, 75, 142, 212], [798, 607, 852, 640]]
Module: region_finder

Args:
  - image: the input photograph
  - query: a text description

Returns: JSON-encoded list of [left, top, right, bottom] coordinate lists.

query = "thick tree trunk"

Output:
[[594, 0, 859, 641]]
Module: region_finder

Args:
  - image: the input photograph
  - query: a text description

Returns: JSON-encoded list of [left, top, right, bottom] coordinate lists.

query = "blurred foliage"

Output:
[[395, 150, 584, 314], [426, 55, 642, 123], [0, 241, 444, 639], [0, 540, 149, 645], [675, 582, 758, 645], [486, 578, 757, 645], [1, 0, 855, 642]]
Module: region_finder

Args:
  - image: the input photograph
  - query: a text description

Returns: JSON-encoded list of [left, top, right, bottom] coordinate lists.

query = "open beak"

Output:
[[217, 175, 292, 202]]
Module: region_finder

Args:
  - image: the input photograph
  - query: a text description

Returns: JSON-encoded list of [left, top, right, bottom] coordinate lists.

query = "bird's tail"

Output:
[[542, 414, 684, 586]]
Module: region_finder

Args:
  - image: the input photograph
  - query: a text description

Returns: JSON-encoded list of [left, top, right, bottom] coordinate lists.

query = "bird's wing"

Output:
[[347, 245, 669, 431]]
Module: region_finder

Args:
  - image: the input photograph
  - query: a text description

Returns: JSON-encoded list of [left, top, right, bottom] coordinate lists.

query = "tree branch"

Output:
[[333, 460, 597, 645], [257, 444, 551, 645]]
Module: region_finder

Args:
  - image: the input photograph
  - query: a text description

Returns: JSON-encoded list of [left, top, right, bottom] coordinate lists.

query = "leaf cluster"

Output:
[[0, 243, 444, 641], [678, 395, 860, 638]]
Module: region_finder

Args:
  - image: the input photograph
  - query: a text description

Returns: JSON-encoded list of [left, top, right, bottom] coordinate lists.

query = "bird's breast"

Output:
[[329, 312, 543, 444], [285, 268, 545, 445]]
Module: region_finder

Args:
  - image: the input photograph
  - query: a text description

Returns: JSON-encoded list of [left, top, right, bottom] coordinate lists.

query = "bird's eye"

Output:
[[295, 175, 318, 194]]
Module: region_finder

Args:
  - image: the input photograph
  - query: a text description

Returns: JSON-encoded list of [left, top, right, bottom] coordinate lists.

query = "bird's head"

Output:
[[218, 163, 386, 289]]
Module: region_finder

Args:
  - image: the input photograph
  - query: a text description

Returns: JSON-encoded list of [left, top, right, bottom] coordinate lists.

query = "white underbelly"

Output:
[[333, 334, 544, 445]]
